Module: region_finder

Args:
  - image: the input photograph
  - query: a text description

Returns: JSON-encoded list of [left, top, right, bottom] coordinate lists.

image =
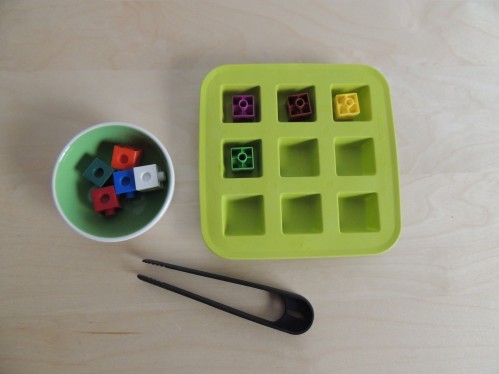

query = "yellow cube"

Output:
[[334, 93, 360, 120]]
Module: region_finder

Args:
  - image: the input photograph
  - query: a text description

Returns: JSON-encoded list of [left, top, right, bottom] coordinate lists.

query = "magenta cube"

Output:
[[232, 95, 255, 121]]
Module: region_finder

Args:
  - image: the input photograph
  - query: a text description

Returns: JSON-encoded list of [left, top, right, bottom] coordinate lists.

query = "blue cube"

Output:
[[112, 169, 137, 199]]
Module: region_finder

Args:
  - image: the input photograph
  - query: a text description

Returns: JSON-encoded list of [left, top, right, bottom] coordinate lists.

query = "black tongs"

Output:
[[137, 259, 314, 335]]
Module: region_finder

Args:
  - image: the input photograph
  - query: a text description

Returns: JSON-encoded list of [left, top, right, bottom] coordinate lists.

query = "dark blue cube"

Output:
[[82, 157, 114, 187], [113, 169, 137, 199]]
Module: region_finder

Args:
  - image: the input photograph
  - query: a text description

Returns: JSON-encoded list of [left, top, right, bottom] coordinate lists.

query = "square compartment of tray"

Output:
[[335, 137, 376, 176], [224, 195, 265, 236], [279, 138, 320, 177], [338, 193, 380, 233], [281, 194, 323, 234]]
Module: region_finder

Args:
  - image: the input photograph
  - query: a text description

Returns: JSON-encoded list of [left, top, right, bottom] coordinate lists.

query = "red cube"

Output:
[[111, 145, 143, 170], [91, 186, 121, 216]]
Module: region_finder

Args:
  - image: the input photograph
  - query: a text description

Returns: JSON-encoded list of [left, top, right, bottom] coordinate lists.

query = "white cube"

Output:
[[133, 164, 166, 191]]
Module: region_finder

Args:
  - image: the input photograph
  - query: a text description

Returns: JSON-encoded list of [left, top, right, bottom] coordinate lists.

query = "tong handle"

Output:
[[138, 259, 314, 335]]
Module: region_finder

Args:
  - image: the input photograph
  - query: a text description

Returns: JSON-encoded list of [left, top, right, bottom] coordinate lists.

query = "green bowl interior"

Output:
[[54, 125, 169, 239]]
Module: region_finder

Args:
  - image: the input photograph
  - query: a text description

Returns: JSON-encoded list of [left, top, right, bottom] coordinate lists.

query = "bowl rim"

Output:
[[51, 122, 175, 242]]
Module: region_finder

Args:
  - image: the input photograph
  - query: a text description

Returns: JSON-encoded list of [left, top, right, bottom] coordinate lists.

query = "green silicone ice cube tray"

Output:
[[199, 64, 401, 259]]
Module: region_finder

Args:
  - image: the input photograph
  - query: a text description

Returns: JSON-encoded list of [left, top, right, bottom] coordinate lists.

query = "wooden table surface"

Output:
[[1, 1, 499, 373]]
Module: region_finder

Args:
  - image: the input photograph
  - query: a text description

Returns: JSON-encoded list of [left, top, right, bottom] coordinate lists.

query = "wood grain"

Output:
[[1, 1, 499, 373]]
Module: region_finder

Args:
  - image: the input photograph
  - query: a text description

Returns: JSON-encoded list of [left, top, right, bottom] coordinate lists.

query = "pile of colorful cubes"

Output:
[[82, 145, 165, 216]]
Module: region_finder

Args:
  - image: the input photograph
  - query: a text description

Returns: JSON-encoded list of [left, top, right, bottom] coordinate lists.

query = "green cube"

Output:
[[83, 157, 114, 187], [230, 147, 254, 171]]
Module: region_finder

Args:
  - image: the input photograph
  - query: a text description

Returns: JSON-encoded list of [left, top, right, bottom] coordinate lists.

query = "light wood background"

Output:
[[1, 1, 499, 373]]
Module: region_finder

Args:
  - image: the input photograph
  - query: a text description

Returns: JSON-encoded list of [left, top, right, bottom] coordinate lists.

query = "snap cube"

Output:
[[111, 145, 143, 170], [287, 93, 312, 120], [112, 169, 137, 199], [83, 157, 114, 187], [232, 95, 255, 121], [133, 164, 166, 191], [334, 93, 360, 120], [230, 147, 254, 171], [91, 185, 121, 216]]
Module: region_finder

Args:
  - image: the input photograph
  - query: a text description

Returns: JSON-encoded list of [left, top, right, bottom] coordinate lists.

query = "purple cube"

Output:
[[232, 95, 256, 121]]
